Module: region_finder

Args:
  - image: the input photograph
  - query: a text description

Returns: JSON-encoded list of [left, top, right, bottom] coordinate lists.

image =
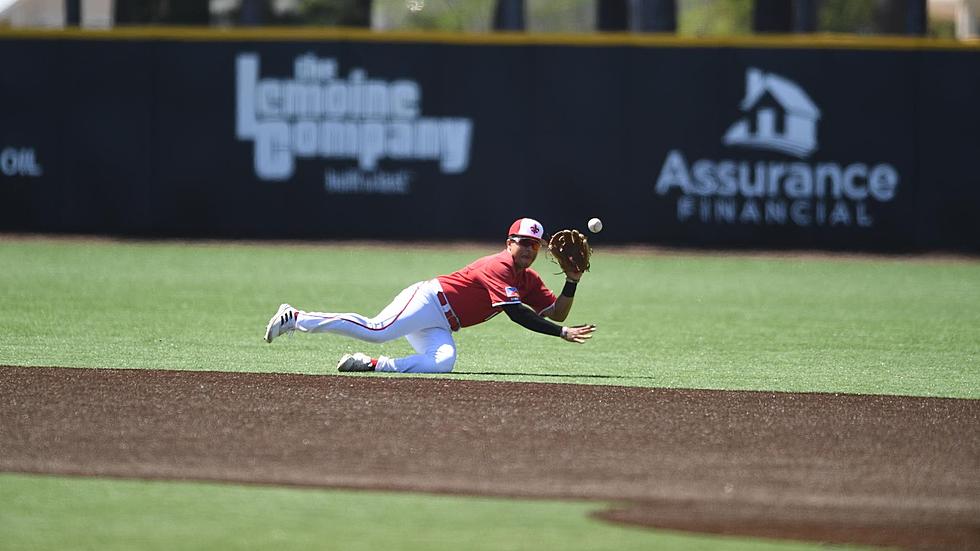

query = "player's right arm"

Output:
[[499, 303, 596, 343]]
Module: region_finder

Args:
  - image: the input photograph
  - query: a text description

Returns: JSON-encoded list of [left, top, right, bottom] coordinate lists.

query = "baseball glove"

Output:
[[548, 229, 592, 273]]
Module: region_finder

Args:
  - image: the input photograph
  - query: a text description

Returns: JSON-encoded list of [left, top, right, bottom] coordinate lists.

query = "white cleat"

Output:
[[264, 303, 297, 343], [337, 352, 375, 372]]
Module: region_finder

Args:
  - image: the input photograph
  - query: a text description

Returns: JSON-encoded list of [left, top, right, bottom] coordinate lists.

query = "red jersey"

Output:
[[437, 250, 557, 328]]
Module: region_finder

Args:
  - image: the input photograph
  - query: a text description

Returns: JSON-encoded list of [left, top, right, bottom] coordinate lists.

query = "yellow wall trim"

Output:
[[1, 26, 978, 51]]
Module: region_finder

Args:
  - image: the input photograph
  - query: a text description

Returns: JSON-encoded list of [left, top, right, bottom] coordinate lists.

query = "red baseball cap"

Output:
[[508, 218, 545, 241]]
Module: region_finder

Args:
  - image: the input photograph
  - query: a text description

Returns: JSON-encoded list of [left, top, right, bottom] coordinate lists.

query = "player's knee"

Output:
[[430, 343, 456, 373]]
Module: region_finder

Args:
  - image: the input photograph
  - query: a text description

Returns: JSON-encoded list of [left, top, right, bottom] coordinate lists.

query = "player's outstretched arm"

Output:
[[500, 304, 596, 344]]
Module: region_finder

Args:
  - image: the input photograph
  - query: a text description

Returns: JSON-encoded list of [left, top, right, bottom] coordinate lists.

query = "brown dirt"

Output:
[[2, 366, 978, 550]]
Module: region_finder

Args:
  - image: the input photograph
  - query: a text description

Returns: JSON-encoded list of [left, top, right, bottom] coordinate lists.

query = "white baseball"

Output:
[[587, 217, 603, 233]]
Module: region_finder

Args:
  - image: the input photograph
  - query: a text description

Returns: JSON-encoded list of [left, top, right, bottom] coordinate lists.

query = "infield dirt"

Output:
[[2, 366, 978, 550]]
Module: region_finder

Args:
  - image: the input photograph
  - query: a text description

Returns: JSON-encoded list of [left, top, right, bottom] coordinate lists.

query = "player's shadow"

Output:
[[453, 371, 659, 380]]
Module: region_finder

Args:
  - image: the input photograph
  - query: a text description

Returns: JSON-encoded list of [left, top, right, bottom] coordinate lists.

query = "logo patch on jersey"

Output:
[[505, 286, 520, 299]]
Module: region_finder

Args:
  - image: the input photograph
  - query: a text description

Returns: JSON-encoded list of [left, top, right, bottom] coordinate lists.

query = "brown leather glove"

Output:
[[548, 229, 592, 274]]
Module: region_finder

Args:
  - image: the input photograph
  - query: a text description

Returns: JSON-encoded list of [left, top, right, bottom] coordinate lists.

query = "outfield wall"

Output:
[[1, 30, 978, 251]]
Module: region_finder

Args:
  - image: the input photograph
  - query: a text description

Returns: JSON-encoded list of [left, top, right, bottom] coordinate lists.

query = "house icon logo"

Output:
[[723, 68, 821, 158]]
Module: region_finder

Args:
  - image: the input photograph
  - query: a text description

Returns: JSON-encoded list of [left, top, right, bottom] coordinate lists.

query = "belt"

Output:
[[436, 290, 462, 332]]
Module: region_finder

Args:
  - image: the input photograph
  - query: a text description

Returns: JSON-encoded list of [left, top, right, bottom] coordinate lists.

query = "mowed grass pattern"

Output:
[[1, 238, 977, 397], [0, 473, 873, 551]]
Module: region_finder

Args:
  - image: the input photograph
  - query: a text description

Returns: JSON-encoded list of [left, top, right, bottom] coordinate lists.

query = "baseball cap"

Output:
[[508, 218, 545, 241]]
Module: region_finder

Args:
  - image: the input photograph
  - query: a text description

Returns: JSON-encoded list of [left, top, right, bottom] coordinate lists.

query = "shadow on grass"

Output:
[[453, 371, 659, 380]]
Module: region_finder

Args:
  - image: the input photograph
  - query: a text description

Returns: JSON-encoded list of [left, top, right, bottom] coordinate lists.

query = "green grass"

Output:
[[0, 473, 870, 551], [1, 237, 977, 551], [1, 238, 977, 397]]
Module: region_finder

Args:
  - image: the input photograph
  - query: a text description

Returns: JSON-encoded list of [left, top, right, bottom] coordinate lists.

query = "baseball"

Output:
[[587, 217, 603, 233]]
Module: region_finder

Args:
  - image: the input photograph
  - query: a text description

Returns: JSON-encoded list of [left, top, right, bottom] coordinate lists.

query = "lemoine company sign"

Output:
[[236, 52, 474, 195]]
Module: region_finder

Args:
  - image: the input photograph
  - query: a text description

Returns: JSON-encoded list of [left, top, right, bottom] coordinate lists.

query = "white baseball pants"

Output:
[[294, 279, 457, 373]]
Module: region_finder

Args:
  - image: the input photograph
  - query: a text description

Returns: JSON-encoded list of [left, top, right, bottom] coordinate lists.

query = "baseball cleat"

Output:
[[264, 303, 297, 343], [337, 352, 375, 372]]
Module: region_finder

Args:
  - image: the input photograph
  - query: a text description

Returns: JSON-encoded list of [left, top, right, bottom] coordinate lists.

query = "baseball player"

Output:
[[263, 218, 596, 373]]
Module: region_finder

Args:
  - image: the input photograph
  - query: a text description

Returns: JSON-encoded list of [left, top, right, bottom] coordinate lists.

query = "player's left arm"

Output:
[[542, 270, 583, 322]]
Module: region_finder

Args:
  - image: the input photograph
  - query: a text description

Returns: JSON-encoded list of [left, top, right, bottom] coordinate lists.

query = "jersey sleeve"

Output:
[[521, 270, 558, 314], [478, 259, 523, 307]]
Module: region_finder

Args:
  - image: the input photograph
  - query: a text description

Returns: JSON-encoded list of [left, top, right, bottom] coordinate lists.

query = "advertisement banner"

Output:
[[0, 34, 976, 250]]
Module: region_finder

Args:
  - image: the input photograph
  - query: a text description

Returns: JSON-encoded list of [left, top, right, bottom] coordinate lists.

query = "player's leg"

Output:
[[294, 282, 443, 344], [375, 327, 457, 373]]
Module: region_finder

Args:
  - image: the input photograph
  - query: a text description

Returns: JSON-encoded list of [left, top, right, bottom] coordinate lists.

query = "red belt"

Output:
[[436, 291, 461, 332]]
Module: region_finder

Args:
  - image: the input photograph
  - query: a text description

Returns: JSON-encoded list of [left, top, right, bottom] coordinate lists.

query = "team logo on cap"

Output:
[[509, 217, 545, 239]]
